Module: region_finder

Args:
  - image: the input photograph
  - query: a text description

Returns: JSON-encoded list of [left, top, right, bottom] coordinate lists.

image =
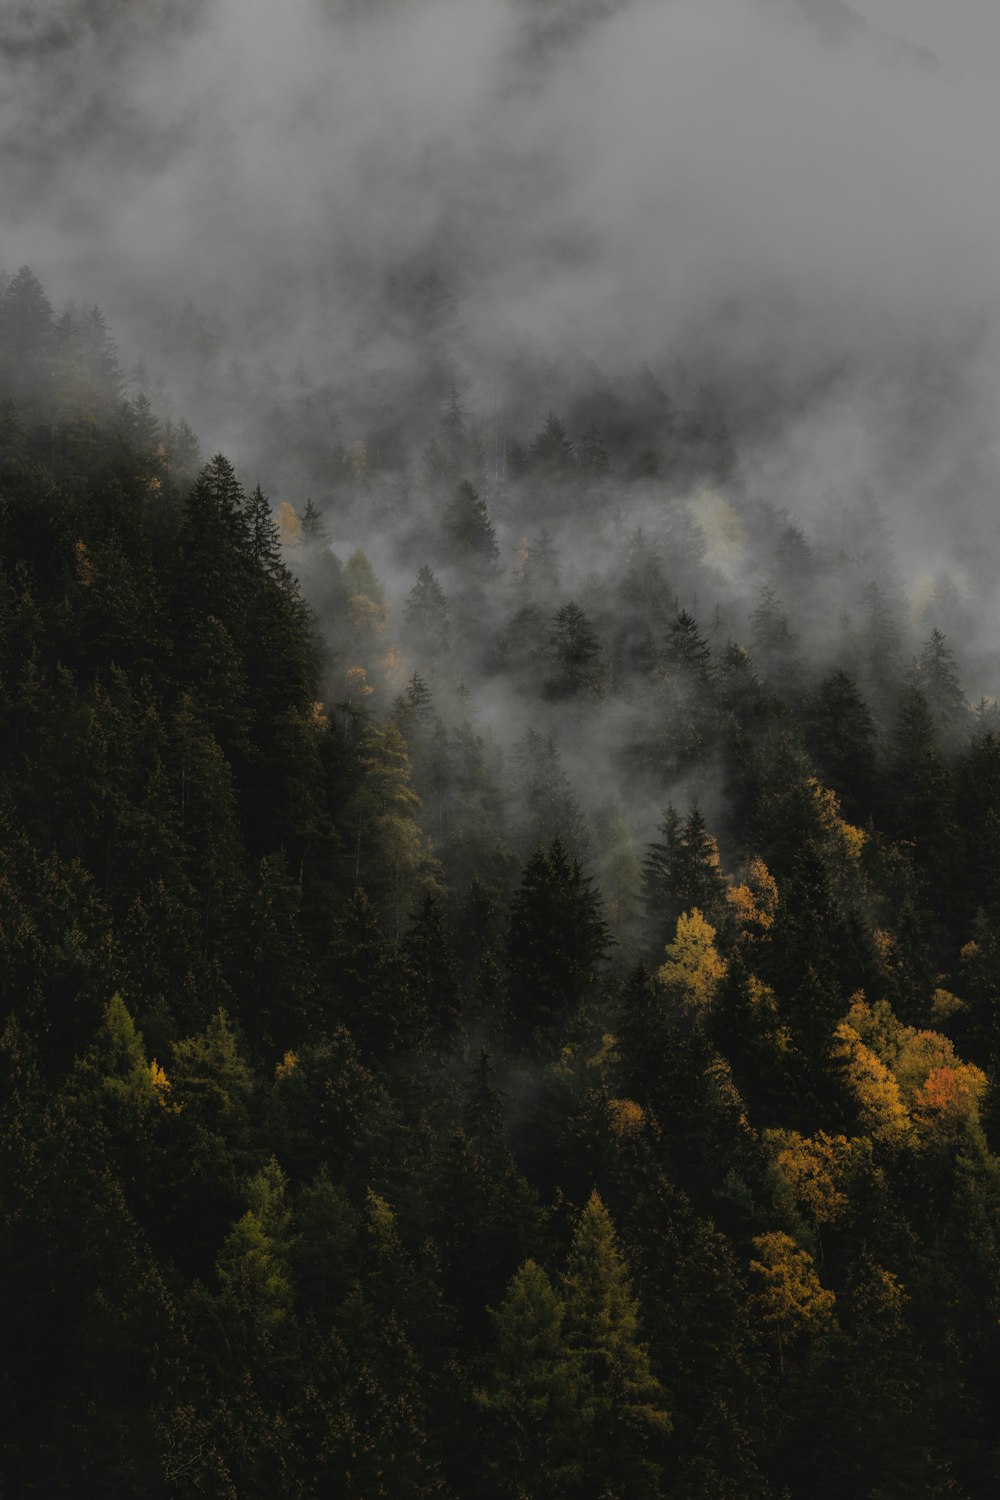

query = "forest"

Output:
[[4, 256, 1000, 1499], [7, 0, 1000, 1495]]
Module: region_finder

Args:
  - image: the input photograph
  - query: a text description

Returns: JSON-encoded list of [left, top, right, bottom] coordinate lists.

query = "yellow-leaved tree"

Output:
[[657, 907, 727, 1011], [749, 1230, 836, 1371], [726, 855, 778, 944], [832, 994, 987, 1150]]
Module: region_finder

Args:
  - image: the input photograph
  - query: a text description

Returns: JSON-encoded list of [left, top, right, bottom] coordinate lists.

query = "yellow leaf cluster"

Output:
[[657, 908, 727, 1008], [74, 539, 95, 587], [277, 500, 302, 548], [807, 777, 865, 860], [345, 665, 375, 699], [930, 987, 965, 1025], [832, 1021, 912, 1145], [348, 593, 390, 634], [149, 1057, 181, 1113], [772, 1130, 856, 1225], [587, 1033, 617, 1070], [834, 995, 986, 1148], [726, 856, 778, 939], [912, 1064, 987, 1144], [872, 929, 895, 970], [749, 1231, 836, 1346], [607, 1098, 645, 1137]]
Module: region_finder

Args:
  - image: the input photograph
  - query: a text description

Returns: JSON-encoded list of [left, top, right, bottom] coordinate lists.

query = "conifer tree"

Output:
[[529, 411, 576, 478], [578, 423, 610, 477], [546, 600, 603, 698], [562, 1192, 671, 1496], [404, 563, 450, 658], [476, 1259, 588, 1497], [916, 627, 967, 744], [506, 839, 611, 1044], [665, 608, 712, 684], [442, 479, 499, 572]]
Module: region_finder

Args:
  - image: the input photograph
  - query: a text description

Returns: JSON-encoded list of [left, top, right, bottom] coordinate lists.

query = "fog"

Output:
[[6, 0, 1000, 874], [7, 1, 1000, 483]]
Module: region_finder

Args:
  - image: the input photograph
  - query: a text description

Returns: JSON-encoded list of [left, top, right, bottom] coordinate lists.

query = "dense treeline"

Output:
[[5, 266, 1000, 1497]]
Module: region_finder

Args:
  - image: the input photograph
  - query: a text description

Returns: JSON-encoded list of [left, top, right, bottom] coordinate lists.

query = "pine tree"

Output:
[[805, 669, 876, 823], [916, 627, 967, 744], [643, 804, 727, 953], [349, 721, 435, 938], [506, 839, 611, 1044], [529, 411, 576, 479], [476, 1259, 588, 1497], [0, 266, 55, 395], [404, 564, 450, 659], [665, 608, 712, 684], [545, 600, 603, 698], [578, 424, 610, 478], [562, 1192, 671, 1496], [401, 888, 462, 1046], [884, 684, 956, 902], [510, 728, 590, 861], [176, 453, 253, 646], [301, 497, 330, 545], [442, 479, 499, 572]]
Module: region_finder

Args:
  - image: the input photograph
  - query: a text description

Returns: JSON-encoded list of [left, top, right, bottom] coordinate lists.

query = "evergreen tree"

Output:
[[643, 804, 727, 953], [506, 839, 611, 1045], [401, 888, 462, 1047], [510, 728, 591, 861], [562, 1192, 672, 1497], [476, 1259, 588, 1497], [805, 669, 876, 823], [665, 608, 712, 684], [916, 627, 967, 745], [530, 411, 576, 479], [546, 600, 603, 699], [578, 423, 610, 478], [442, 479, 499, 572], [404, 563, 450, 659]]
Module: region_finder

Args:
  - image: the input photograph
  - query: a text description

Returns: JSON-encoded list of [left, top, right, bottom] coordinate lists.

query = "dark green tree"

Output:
[[506, 839, 611, 1045], [404, 563, 450, 659], [546, 600, 603, 699], [442, 479, 499, 572]]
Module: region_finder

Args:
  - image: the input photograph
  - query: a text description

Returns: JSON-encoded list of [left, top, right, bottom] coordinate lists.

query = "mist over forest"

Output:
[[7, 1, 1000, 1496]]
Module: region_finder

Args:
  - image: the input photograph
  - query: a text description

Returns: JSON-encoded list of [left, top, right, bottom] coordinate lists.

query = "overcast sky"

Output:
[[857, 0, 1000, 81], [5, 0, 1000, 586]]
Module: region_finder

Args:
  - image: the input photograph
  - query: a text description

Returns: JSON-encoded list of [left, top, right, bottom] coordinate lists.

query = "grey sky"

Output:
[[855, 0, 1000, 80], [4, 0, 1000, 583]]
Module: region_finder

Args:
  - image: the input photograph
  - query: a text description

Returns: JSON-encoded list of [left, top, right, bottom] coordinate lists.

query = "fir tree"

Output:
[[506, 839, 611, 1044], [442, 479, 499, 572]]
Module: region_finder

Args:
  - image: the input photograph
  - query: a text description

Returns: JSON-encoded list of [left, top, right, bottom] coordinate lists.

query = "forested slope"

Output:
[[4, 265, 1000, 1498]]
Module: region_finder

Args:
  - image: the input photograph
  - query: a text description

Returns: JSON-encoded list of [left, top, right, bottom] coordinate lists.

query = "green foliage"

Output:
[[506, 838, 612, 1044], [7, 264, 1000, 1497], [442, 478, 499, 571]]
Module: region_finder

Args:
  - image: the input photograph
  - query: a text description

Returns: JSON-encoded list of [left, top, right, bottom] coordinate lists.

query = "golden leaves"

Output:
[[726, 856, 778, 940], [74, 538, 95, 587], [607, 1098, 645, 1137], [277, 500, 302, 548], [657, 907, 727, 1008], [772, 1130, 858, 1225], [749, 1231, 836, 1346]]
